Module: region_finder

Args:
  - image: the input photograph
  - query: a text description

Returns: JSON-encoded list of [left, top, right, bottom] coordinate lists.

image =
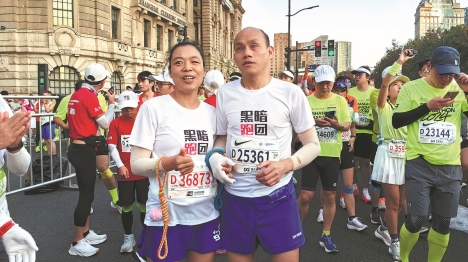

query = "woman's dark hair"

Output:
[[335, 76, 352, 82], [166, 41, 205, 71], [75, 80, 84, 91]]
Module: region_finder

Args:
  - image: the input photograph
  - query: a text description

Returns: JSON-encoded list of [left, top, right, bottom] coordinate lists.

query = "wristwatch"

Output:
[[6, 141, 23, 153], [338, 125, 344, 132]]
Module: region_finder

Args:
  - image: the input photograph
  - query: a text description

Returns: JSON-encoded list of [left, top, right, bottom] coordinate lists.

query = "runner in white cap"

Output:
[[279, 70, 294, 83], [149, 70, 175, 96], [203, 69, 225, 108]]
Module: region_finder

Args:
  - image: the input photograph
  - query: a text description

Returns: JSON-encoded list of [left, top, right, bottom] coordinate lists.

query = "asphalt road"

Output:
[[5, 140, 468, 261]]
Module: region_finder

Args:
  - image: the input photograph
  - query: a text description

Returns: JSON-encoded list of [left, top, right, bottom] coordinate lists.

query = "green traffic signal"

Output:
[[328, 50, 335, 56], [39, 77, 44, 84]]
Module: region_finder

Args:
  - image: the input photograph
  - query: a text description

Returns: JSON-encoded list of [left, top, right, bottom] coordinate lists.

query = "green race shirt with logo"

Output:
[[394, 78, 468, 165], [348, 86, 375, 135]]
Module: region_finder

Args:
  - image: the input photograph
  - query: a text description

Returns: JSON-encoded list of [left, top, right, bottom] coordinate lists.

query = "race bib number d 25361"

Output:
[[231, 136, 280, 174], [167, 162, 216, 199], [418, 121, 456, 145]]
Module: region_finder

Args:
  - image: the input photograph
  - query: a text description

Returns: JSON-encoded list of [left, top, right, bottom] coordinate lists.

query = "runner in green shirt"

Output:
[[348, 66, 375, 203], [393, 46, 468, 262], [298, 65, 351, 253]]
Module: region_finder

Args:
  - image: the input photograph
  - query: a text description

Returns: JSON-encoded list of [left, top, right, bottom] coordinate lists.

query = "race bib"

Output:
[[231, 136, 280, 174], [121, 135, 131, 152], [317, 127, 338, 143], [167, 162, 216, 199], [388, 139, 406, 158], [418, 121, 456, 145], [40, 116, 51, 125], [358, 114, 370, 126], [342, 130, 351, 142]]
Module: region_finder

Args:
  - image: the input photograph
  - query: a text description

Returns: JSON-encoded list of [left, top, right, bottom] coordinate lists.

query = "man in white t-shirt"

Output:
[[210, 27, 321, 261]]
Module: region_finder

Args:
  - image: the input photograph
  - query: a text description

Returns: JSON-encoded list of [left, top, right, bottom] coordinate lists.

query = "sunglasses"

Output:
[[333, 81, 351, 89]]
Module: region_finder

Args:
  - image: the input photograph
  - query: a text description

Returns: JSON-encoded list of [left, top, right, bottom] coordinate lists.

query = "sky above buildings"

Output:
[[242, 0, 468, 69]]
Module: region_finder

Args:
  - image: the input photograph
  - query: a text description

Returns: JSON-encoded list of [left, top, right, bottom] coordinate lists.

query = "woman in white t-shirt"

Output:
[[129, 42, 233, 262]]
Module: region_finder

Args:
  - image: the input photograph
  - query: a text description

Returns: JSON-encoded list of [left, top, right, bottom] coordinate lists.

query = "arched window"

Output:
[[49, 66, 80, 97], [111, 72, 122, 94]]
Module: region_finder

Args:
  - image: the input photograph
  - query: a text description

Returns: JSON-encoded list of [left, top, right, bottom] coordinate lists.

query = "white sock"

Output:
[[363, 188, 369, 195]]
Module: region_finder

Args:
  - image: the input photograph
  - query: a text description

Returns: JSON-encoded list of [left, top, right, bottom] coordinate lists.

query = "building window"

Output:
[[157, 25, 163, 51], [173, 0, 177, 10], [49, 66, 80, 97], [111, 7, 120, 40], [168, 29, 173, 50], [111, 72, 122, 94], [194, 22, 199, 44], [161, 0, 166, 4], [144, 19, 150, 48], [53, 0, 74, 27]]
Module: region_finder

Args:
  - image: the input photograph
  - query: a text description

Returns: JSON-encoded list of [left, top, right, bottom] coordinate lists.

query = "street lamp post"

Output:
[[287, 3, 319, 71]]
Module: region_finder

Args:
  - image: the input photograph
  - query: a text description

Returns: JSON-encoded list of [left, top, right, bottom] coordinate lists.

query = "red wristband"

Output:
[[0, 220, 15, 237]]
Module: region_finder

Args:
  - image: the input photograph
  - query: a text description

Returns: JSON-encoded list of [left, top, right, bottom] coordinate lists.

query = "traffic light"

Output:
[[328, 40, 335, 56], [314, 41, 321, 57], [37, 64, 48, 94]]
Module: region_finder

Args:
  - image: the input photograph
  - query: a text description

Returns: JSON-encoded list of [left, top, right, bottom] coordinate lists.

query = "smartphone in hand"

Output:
[[444, 91, 458, 100]]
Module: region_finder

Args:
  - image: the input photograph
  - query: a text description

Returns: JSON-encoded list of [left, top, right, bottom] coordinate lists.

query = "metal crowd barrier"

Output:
[[2, 95, 122, 195]]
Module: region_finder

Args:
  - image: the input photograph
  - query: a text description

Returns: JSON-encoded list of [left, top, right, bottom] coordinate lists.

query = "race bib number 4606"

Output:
[[231, 136, 280, 174], [167, 162, 216, 199], [418, 121, 456, 145]]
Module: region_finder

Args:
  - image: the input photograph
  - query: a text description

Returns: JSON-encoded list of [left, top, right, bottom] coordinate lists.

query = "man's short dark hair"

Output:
[[126, 85, 133, 90], [75, 80, 84, 92], [0, 90, 8, 96], [84, 79, 103, 86], [259, 29, 270, 47], [418, 58, 430, 71], [360, 65, 371, 74]]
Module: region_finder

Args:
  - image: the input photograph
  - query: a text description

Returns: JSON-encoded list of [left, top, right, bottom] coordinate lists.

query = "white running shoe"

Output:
[[375, 226, 391, 246], [111, 201, 122, 214], [120, 234, 136, 253], [317, 208, 324, 223], [347, 217, 368, 231], [340, 197, 346, 209], [85, 230, 107, 245], [362, 190, 371, 203], [69, 239, 99, 257], [389, 241, 400, 260]]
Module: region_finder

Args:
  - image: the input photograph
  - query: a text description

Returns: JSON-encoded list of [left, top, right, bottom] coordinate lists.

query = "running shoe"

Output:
[[362, 191, 371, 203], [111, 201, 122, 214], [132, 251, 145, 262], [120, 234, 136, 253], [319, 234, 338, 253], [215, 249, 227, 255], [84, 230, 107, 245], [389, 241, 400, 260], [317, 208, 324, 223], [374, 226, 391, 246], [378, 198, 386, 210], [35, 146, 40, 153], [340, 197, 346, 209], [69, 239, 99, 257], [370, 209, 381, 225], [419, 226, 429, 234], [353, 184, 359, 196], [347, 217, 368, 231]]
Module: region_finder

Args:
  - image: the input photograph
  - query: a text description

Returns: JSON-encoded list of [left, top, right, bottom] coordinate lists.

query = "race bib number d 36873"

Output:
[[418, 121, 456, 145], [167, 162, 216, 199], [231, 136, 280, 174]]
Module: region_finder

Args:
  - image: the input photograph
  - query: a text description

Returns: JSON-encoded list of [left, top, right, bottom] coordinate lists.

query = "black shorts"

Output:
[[340, 142, 354, 170], [301, 156, 340, 191], [116, 179, 150, 207], [354, 133, 373, 159], [370, 141, 378, 164], [96, 143, 109, 156], [461, 139, 468, 149]]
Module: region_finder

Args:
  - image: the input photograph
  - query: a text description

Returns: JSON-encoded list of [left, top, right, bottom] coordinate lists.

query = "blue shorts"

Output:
[[138, 218, 221, 262], [221, 179, 304, 254], [41, 124, 56, 140]]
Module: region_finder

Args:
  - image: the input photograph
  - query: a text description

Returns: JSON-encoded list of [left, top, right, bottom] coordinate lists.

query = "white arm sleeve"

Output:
[[5, 148, 31, 176], [130, 145, 166, 177], [108, 144, 124, 168], [301, 79, 309, 96], [290, 127, 321, 170], [95, 104, 115, 130]]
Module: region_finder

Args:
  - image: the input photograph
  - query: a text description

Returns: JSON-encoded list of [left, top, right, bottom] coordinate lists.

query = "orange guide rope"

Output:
[[156, 156, 169, 260]]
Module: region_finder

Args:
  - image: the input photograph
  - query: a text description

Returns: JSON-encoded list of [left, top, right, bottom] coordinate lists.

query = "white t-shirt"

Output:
[[216, 77, 315, 197], [130, 95, 218, 226], [0, 95, 13, 216]]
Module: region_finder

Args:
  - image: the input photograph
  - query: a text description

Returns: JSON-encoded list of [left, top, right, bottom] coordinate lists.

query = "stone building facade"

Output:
[[415, 0, 465, 38], [0, 0, 244, 96]]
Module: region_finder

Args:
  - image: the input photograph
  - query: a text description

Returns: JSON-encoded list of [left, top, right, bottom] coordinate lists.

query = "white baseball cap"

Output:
[[279, 70, 294, 80], [351, 67, 371, 75], [204, 70, 225, 93], [149, 70, 174, 85], [314, 65, 336, 83], [84, 63, 109, 82], [118, 91, 139, 109]]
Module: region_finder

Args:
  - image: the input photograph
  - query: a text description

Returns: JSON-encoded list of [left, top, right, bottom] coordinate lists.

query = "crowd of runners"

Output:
[[0, 27, 467, 262]]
